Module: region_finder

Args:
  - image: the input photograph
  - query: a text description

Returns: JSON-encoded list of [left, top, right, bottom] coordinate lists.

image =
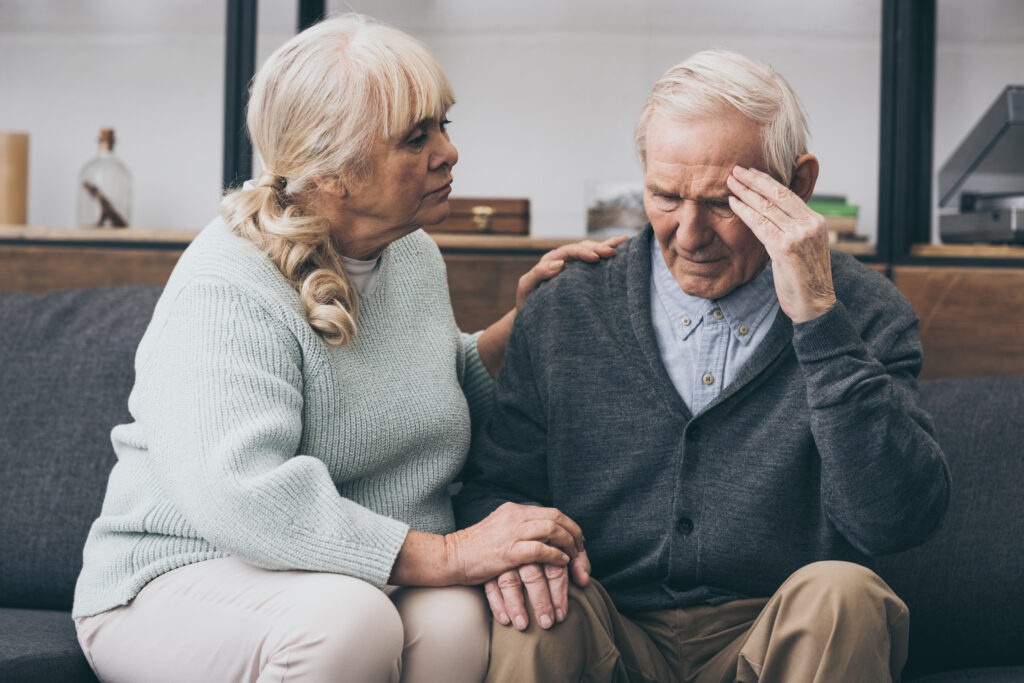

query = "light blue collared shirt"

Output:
[[649, 237, 780, 414]]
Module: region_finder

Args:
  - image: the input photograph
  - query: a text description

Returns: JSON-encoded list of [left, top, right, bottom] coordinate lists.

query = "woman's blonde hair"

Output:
[[634, 49, 809, 185], [219, 13, 455, 345]]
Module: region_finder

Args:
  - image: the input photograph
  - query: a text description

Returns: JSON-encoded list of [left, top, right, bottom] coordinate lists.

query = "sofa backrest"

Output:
[[876, 377, 1024, 679], [0, 286, 162, 610]]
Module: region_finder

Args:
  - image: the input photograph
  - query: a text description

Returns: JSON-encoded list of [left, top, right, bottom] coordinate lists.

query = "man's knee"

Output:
[[781, 561, 908, 628], [489, 581, 615, 667]]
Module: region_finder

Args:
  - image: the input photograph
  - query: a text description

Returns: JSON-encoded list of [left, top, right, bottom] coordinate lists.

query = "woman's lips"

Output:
[[426, 182, 452, 197]]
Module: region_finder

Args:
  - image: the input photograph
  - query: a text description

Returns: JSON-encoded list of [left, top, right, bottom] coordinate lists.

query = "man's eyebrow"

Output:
[[646, 182, 731, 201], [645, 183, 677, 197]]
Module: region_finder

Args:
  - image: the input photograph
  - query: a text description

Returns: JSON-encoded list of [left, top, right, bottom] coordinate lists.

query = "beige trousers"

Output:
[[75, 557, 489, 683], [486, 561, 909, 683]]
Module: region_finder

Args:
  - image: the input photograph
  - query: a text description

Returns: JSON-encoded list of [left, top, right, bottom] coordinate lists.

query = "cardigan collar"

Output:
[[624, 225, 794, 421]]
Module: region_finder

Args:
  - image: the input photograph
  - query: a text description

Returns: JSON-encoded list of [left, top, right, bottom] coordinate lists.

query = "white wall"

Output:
[[326, 0, 883, 239], [0, 1, 226, 231], [2, 0, 1022, 242]]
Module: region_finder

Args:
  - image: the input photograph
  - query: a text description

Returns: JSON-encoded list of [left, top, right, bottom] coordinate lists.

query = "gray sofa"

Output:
[[0, 285, 1021, 682]]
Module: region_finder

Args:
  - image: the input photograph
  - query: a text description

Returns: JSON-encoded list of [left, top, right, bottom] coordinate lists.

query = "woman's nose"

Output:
[[432, 136, 458, 170]]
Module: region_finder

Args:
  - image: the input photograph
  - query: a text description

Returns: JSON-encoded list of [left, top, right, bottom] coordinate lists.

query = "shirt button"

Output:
[[738, 324, 749, 335], [681, 316, 691, 326], [712, 308, 724, 320], [677, 517, 694, 535], [702, 373, 714, 385]]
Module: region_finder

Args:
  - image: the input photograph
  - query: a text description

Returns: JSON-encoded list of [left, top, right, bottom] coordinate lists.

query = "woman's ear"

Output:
[[790, 154, 819, 202], [313, 175, 347, 198]]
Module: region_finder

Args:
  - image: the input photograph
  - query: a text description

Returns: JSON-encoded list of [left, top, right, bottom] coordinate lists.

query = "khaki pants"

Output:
[[75, 557, 490, 683], [486, 561, 909, 683]]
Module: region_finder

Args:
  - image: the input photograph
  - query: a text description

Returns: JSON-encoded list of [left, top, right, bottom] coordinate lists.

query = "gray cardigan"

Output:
[[454, 227, 950, 613]]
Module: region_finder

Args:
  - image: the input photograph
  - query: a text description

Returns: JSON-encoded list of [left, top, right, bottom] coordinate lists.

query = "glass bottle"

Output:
[[76, 128, 131, 228]]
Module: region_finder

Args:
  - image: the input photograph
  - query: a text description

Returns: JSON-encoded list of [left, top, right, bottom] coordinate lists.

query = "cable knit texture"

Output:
[[73, 218, 493, 619]]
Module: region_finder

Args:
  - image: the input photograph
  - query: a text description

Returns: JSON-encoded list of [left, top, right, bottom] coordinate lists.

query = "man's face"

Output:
[[643, 111, 770, 300]]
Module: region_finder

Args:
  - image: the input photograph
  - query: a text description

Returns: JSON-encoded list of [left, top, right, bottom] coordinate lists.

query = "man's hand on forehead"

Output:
[[726, 166, 836, 324]]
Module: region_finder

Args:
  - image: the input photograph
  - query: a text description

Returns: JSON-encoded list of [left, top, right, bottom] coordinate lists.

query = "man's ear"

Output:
[[790, 154, 819, 202], [313, 175, 347, 198]]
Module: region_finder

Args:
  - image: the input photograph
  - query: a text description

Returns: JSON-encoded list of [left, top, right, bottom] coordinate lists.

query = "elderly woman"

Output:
[[72, 14, 616, 683]]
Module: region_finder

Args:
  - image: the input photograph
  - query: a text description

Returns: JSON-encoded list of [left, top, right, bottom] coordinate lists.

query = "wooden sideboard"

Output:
[[0, 226, 568, 334], [3, 226, 1023, 379]]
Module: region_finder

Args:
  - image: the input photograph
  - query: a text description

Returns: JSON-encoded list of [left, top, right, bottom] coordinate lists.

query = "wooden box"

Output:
[[427, 197, 529, 235]]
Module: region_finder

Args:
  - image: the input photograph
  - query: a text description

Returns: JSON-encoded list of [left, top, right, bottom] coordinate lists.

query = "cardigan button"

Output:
[[677, 517, 694, 534]]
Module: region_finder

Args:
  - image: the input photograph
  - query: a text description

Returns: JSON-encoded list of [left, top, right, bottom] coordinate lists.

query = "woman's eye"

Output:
[[408, 134, 427, 148], [440, 119, 451, 133]]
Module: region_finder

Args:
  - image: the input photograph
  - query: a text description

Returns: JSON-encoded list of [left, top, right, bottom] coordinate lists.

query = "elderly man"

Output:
[[454, 49, 950, 683]]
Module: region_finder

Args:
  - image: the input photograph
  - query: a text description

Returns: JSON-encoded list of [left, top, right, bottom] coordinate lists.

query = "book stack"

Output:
[[807, 195, 862, 245]]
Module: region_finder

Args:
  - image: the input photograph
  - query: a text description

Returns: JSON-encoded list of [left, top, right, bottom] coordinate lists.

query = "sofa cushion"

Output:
[[0, 607, 98, 682], [876, 377, 1024, 679], [908, 667, 1024, 682], [0, 286, 161, 610]]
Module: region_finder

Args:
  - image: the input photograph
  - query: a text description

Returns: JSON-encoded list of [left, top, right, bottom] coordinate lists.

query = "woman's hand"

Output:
[[485, 551, 591, 631], [389, 502, 584, 587], [477, 235, 629, 376], [444, 502, 584, 584], [515, 236, 629, 309]]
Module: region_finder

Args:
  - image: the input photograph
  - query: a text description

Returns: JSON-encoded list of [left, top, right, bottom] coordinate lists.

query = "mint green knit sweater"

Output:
[[72, 219, 493, 618]]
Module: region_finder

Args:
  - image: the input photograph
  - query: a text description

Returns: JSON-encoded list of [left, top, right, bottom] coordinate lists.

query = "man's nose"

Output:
[[673, 201, 714, 252]]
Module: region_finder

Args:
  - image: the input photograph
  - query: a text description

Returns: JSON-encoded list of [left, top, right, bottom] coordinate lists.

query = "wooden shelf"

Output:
[[911, 243, 1024, 260], [0, 225, 569, 252], [0, 225, 199, 246], [428, 232, 572, 253], [0, 225, 879, 255]]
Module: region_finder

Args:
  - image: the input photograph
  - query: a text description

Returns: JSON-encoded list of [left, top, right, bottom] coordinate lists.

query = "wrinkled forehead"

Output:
[[644, 112, 766, 195]]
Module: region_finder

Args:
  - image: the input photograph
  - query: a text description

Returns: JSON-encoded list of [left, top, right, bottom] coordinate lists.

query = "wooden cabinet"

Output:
[[4, 226, 1023, 379], [0, 228, 192, 292], [0, 227, 564, 335], [892, 265, 1024, 379]]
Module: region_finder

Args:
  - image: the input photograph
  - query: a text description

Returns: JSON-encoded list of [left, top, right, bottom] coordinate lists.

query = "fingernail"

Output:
[[514, 616, 527, 630], [539, 615, 553, 629], [556, 609, 565, 622], [498, 612, 510, 625], [549, 259, 564, 270]]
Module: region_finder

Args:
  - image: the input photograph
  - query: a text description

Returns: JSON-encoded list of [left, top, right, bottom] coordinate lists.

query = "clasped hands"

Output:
[[445, 502, 591, 631]]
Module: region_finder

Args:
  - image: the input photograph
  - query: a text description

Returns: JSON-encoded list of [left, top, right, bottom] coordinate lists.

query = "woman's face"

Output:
[[332, 115, 458, 259]]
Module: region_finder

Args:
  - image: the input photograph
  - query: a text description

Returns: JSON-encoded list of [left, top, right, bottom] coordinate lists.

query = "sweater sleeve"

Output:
[[793, 294, 951, 556], [128, 278, 409, 586], [459, 331, 494, 429], [454, 317, 548, 529]]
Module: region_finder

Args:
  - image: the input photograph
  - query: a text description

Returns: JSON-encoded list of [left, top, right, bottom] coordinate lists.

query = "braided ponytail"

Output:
[[220, 171, 359, 346]]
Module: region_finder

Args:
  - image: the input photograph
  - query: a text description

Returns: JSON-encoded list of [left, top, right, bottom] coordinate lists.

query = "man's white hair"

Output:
[[634, 49, 810, 185]]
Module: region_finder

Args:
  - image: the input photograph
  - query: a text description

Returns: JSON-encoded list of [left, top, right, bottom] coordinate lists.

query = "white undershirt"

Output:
[[339, 254, 381, 295]]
